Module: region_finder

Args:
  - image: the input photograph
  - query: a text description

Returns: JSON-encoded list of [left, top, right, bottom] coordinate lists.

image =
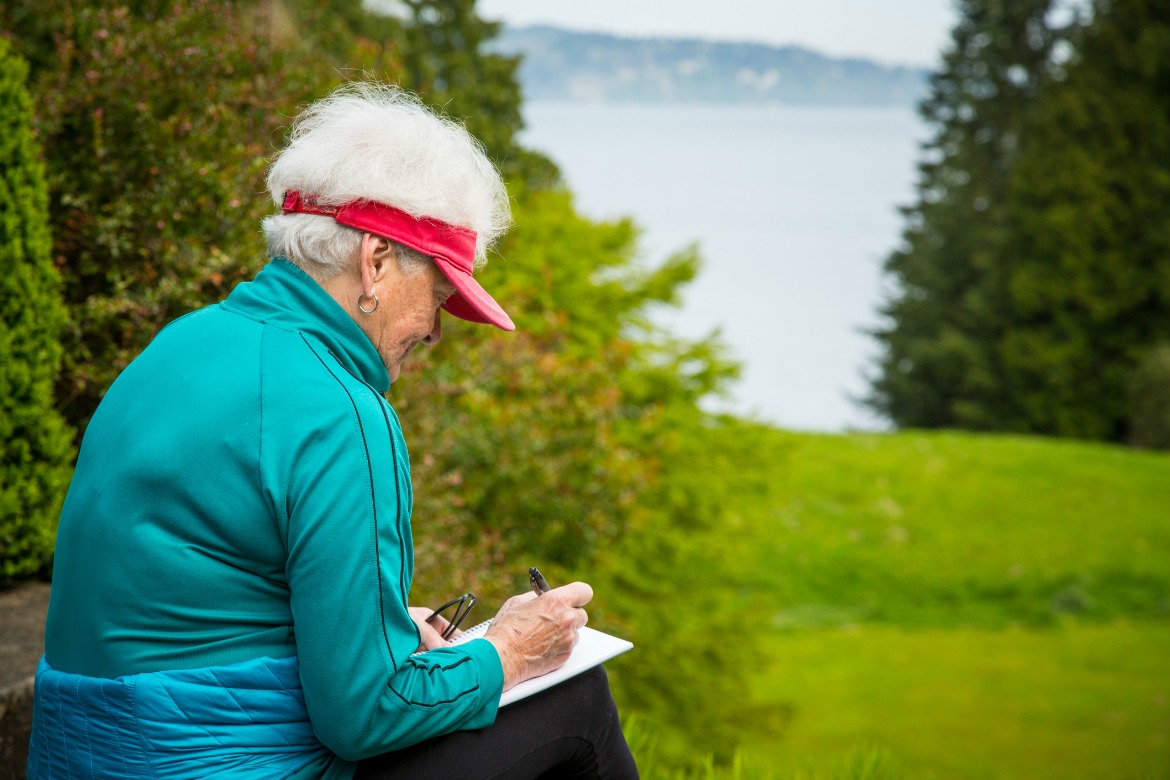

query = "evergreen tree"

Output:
[[0, 39, 74, 579], [987, 0, 1170, 440], [868, 0, 1075, 429]]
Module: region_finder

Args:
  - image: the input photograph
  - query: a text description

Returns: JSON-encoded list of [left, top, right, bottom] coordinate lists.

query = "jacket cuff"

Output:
[[460, 637, 505, 729]]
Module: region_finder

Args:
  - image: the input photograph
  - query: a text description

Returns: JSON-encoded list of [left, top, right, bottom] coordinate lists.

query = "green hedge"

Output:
[[0, 38, 73, 579]]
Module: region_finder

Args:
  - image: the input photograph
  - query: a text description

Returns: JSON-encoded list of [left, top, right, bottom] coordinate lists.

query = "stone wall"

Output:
[[0, 582, 49, 779]]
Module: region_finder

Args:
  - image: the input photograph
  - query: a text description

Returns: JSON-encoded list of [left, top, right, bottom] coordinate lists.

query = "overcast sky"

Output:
[[477, 0, 959, 67]]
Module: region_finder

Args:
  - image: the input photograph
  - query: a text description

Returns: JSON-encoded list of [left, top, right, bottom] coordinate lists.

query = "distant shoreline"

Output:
[[492, 24, 931, 108], [520, 101, 920, 112]]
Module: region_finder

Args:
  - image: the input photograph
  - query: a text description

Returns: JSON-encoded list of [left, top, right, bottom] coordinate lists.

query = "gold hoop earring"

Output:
[[358, 292, 379, 314]]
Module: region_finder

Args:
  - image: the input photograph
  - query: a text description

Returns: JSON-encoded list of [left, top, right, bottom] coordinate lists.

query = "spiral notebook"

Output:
[[451, 621, 634, 707]]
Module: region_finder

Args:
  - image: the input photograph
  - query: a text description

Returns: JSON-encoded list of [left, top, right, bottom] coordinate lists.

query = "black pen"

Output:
[[529, 566, 551, 595]]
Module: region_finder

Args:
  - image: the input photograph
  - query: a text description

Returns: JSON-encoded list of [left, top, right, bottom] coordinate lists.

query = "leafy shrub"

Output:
[[0, 39, 74, 579]]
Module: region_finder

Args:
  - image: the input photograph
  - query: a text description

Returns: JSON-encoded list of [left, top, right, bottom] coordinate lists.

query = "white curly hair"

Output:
[[262, 83, 511, 279]]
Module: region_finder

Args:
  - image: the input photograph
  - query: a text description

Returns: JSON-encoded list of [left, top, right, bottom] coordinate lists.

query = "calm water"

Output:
[[520, 103, 928, 431]]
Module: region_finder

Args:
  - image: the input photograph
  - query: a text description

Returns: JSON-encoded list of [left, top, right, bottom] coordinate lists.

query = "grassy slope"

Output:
[[648, 425, 1170, 778], [730, 430, 1170, 627]]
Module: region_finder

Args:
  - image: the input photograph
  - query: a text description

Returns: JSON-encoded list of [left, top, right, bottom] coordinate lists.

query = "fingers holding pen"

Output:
[[550, 583, 591, 633], [530, 581, 592, 636], [485, 580, 594, 688], [493, 587, 586, 635], [551, 581, 594, 609], [530, 567, 591, 612]]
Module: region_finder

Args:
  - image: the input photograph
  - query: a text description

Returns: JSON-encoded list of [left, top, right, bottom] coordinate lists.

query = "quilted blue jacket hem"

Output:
[[27, 655, 352, 780]]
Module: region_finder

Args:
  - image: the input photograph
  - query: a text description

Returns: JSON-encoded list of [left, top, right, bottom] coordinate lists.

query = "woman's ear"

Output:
[[359, 233, 396, 293]]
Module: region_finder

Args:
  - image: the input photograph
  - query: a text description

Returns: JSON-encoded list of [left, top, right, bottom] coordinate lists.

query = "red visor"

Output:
[[282, 190, 514, 331]]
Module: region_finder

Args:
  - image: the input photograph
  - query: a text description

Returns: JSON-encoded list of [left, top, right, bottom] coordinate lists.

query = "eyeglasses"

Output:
[[427, 592, 477, 641]]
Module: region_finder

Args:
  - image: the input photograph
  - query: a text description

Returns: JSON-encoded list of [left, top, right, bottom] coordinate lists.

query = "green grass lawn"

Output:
[[616, 425, 1170, 778], [748, 622, 1170, 779], [729, 430, 1170, 627]]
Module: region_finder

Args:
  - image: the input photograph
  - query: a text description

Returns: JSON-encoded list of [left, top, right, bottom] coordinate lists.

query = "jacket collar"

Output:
[[223, 258, 391, 392]]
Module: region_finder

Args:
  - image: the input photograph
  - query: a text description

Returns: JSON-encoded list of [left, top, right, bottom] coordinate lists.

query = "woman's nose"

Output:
[[423, 310, 442, 346]]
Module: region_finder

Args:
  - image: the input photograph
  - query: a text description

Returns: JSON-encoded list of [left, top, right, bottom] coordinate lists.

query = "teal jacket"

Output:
[[39, 259, 504, 773]]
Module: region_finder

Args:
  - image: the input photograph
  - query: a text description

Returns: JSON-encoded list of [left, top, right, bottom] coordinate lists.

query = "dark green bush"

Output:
[[0, 38, 74, 579]]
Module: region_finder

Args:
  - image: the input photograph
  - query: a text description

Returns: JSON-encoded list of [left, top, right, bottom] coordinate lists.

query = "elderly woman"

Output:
[[30, 84, 638, 779]]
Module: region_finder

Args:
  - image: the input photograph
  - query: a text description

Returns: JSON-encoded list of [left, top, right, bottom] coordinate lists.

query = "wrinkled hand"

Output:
[[484, 582, 593, 690], [409, 606, 454, 652]]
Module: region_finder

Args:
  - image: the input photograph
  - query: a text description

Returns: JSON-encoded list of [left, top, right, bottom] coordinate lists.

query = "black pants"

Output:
[[356, 666, 639, 779]]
